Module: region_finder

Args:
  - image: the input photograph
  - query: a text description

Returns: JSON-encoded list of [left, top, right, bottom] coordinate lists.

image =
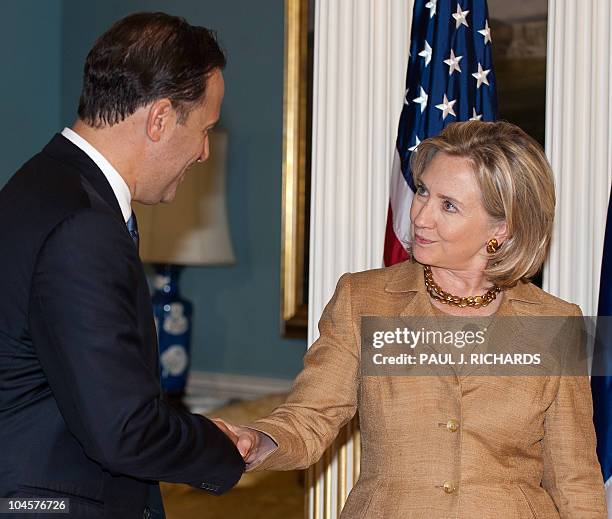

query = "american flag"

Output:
[[384, 0, 498, 266]]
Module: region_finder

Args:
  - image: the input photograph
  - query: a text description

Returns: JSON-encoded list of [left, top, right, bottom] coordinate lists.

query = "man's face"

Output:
[[143, 69, 225, 204]]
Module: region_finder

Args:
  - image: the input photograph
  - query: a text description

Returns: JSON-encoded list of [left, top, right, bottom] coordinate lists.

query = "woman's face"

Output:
[[409, 152, 506, 273]]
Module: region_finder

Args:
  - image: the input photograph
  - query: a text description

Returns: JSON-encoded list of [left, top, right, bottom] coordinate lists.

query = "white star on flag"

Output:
[[408, 136, 421, 152], [413, 87, 428, 113], [418, 40, 433, 67], [472, 63, 490, 88], [404, 88, 410, 105], [478, 20, 492, 44], [425, 0, 437, 18], [452, 4, 469, 29], [436, 94, 457, 120], [444, 49, 463, 75], [469, 108, 482, 121]]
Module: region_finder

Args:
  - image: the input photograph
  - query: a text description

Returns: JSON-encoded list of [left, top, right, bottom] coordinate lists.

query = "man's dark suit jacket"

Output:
[[0, 135, 245, 518]]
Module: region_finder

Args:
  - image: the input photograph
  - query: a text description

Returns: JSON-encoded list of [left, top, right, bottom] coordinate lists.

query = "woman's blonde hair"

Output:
[[410, 120, 555, 287]]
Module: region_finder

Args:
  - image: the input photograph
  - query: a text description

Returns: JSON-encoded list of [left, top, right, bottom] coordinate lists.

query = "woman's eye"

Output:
[[443, 200, 457, 212], [416, 184, 427, 196]]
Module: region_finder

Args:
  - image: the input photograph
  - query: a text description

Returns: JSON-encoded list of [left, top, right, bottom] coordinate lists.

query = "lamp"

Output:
[[134, 130, 235, 396]]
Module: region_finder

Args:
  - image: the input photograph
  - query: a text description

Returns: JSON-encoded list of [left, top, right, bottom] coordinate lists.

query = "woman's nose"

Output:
[[412, 199, 434, 228]]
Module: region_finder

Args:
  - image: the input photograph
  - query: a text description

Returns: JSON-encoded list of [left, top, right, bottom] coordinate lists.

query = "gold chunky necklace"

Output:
[[423, 265, 502, 308]]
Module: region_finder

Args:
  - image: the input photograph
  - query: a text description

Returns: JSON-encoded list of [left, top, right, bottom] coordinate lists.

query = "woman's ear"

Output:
[[493, 220, 508, 245]]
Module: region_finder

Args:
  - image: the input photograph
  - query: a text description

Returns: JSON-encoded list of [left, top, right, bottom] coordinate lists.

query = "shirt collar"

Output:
[[61, 127, 132, 223]]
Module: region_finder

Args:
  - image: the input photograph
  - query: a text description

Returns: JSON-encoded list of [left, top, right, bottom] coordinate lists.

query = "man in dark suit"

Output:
[[0, 12, 245, 519]]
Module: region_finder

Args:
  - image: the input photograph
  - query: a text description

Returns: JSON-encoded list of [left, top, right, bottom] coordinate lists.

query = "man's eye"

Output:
[[416, 184, 427, 196]]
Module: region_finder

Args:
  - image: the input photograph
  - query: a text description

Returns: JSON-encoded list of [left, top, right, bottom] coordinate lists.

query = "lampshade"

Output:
[[133, 130, 235, 266]]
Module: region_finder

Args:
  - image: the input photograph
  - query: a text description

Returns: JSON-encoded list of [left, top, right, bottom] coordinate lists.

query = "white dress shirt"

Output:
[[61, 127, 132, 223]]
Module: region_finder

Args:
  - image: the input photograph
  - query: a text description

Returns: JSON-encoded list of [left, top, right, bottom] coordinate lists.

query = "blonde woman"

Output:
[[220, 121, 608, 518]]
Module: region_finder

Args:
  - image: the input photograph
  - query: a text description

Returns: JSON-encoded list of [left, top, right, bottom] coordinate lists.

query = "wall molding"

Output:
[[187, 370, 292, 401]]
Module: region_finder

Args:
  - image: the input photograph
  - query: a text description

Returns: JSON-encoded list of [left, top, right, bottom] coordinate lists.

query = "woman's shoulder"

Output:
[[342, 260, 422, 292], [506, 280, 582, 316]]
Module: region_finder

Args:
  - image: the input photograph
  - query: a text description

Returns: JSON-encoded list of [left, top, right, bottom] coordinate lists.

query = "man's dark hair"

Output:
[[78, 12, 226, 127]]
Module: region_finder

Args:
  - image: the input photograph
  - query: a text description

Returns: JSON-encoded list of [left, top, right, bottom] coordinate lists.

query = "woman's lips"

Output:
[[414, 234, 434, 245]]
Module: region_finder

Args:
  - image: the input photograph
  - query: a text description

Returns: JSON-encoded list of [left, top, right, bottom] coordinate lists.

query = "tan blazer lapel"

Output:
[[384, 262, 459, 377]]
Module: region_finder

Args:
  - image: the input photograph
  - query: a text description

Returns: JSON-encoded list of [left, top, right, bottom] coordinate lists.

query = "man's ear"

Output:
[[146, 99, 174, 142]]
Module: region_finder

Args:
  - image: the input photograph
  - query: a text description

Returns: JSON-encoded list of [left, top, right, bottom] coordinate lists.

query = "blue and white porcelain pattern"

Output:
[[151, 265, 193, 395]]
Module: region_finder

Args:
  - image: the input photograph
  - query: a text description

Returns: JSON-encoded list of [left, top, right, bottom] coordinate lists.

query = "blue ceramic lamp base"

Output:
[[151, 265, 193, 396]]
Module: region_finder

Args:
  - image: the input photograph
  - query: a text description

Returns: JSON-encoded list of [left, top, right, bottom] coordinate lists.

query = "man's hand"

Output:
[[211, 417, 239, 446], [211, 418, 259, 462]]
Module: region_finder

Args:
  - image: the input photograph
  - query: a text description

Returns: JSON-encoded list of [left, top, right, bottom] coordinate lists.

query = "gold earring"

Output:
[[486, 238, 500, 254]]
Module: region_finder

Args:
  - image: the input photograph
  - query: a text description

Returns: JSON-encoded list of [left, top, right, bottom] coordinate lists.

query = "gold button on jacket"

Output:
[[443, 481, 457, 494], [249, 261, 607, 518], [446, 419, 459, 432]]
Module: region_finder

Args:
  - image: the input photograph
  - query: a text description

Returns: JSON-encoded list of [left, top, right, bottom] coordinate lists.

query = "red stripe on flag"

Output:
[[383, 203, 409, 266]]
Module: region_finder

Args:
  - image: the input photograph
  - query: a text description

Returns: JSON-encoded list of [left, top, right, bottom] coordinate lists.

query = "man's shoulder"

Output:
[[0, 142, 127, 264], [1, 138, 123, 232], [2, 146, 89, 220]]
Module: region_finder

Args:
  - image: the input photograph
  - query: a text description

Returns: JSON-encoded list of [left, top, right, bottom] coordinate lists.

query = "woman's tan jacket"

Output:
[[249, 261, 607, 518]]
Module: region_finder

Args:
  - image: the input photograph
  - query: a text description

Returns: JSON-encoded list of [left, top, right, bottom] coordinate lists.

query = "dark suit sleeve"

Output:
[[28, 209, 244, 493]]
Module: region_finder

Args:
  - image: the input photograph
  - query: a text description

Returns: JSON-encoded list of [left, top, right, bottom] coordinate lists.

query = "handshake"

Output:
[[212, 418, 275, 467]]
